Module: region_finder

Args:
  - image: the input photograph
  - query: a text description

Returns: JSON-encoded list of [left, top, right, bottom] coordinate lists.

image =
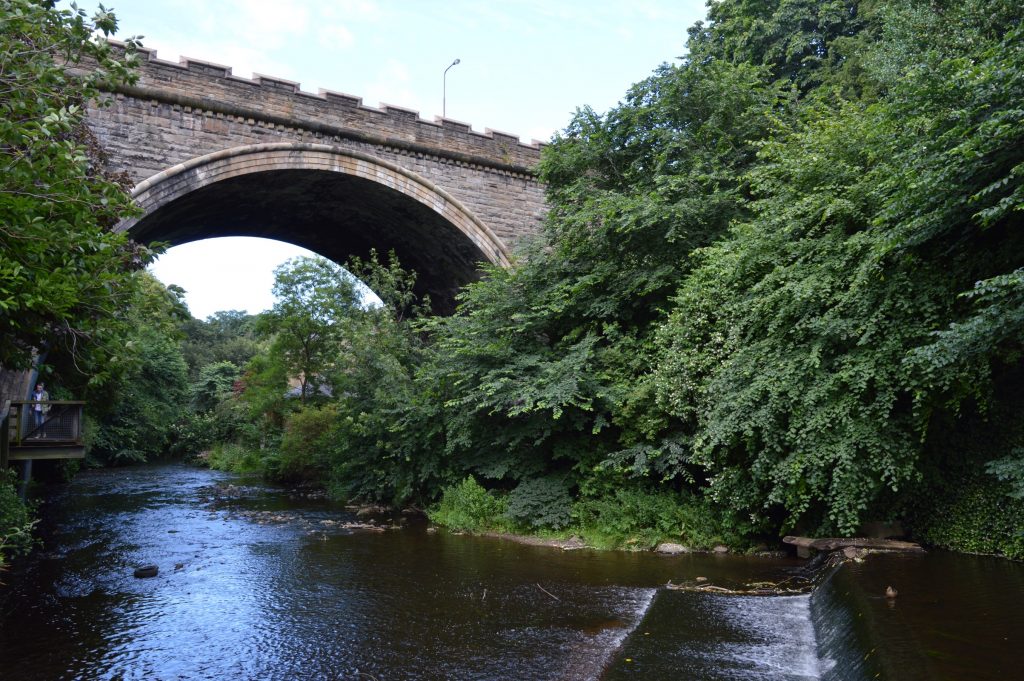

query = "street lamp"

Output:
[[443, 58, 460, 119]]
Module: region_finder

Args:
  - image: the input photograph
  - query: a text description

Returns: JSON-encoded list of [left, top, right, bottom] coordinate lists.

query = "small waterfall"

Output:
[[601, 559, 899, 680], [604, 589, 828, 680], [810, 564, 883, 681], [563, 586, 658, 680]]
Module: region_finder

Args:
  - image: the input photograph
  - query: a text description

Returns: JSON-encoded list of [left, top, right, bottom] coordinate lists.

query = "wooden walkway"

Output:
[[2, 400, 86, 467]]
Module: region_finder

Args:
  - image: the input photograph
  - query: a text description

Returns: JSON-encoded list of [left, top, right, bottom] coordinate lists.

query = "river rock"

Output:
[[133, 564, 159, 579], [655, 542, 691, 555], [712, 545, 730, 554], [843, 546, 867, 560], [354, 504, 391, 518]]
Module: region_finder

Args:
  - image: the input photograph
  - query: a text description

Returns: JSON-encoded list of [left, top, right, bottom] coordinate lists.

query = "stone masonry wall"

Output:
[[0, 367, 30, 409], [80, 45, 547, 250]]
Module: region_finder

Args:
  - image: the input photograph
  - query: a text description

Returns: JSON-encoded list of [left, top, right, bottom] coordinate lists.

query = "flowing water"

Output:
[[0, 464, 1020, 680]]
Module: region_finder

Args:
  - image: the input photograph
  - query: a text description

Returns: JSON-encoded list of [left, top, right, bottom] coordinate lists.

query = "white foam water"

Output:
[[560, 586, 658, 681], [603, 589, 832, 680], [704, 594, 825, 680]]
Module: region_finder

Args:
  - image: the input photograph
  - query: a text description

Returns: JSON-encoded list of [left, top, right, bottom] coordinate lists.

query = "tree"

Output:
[[652, 0, 1024, 534], [256, 257, 361, 404], [180, 309, 260, 379], [86, 273, 189, 464], [190, 360, 240, 413], [0, 0, 147, 377]]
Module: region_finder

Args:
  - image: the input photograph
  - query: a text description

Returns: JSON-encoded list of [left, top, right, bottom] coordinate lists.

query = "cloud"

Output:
[[323, 0, 383, 22], [233, 0, 311, 43], [318, 24, 356, 50], [362, 59, 424, 113]]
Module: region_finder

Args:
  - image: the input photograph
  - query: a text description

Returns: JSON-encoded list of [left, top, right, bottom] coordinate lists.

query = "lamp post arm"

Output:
[[443, 58, 460, 119]]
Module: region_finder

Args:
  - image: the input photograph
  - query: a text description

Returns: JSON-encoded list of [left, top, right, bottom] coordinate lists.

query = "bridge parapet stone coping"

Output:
[[96, 41, 545, 171]]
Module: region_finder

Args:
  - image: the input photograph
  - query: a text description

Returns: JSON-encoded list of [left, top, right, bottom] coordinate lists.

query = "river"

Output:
[[0, 464, 1020, 680]]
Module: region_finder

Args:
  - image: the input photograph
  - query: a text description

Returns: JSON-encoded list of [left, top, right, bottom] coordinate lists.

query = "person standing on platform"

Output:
[[30, 382, 49, 438]]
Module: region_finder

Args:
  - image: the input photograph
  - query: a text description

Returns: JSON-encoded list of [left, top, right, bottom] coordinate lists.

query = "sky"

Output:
[[90, 0, 711, 319]]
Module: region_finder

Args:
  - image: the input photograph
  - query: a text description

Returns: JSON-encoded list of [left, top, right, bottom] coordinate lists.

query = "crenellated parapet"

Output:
[[97, 41, 544, 176], [78, 41, 549, 307]]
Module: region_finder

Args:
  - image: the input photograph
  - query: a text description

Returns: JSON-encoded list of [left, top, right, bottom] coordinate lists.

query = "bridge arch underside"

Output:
[[127, 149, 509, 314]]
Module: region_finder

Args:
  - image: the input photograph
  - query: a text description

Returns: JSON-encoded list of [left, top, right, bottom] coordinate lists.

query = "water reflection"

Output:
[[5, 464, 1019, 680], [0, 465, 801, 680]]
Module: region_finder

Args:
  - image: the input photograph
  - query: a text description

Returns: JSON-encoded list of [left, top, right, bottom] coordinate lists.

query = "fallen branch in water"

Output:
[[783, 536, 924, 553], [665, 577, 814, 595], [536, 583, 561, 601]]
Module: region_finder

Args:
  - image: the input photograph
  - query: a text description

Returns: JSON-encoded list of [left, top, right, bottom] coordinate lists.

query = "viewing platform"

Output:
[[2, 400, 86, 467]]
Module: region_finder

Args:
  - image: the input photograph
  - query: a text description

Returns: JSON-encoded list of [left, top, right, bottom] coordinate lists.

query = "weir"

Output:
[[607, 555, 963, 681], [810, 565, 886, 681]]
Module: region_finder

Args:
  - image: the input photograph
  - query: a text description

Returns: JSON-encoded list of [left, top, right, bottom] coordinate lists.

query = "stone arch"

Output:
[[119, 143, 512, 310]]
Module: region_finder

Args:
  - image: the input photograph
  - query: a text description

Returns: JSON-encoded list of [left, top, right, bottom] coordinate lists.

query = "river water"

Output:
[[0, 464, 1020, 680]]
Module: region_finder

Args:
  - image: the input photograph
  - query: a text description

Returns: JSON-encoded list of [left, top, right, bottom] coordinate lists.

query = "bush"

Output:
[[205, 443, 264, 475], [276, 405, 338, 483], [429, 476, 511, 533], [505, 475, 574, 530], [907, 476, 1024, 560], [573, 486, 744, 550], [169, 399, 258, 460], [0, 469, 35, 566]]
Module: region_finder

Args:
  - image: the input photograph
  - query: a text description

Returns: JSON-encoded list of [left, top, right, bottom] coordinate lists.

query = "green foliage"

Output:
[[169, 398, 255, 459], [0, 0, 149, 377], [180, 310, 260, 379], [505, 475, 574, 530], [648, 0, 1024, 535], [0, 469, 35, 566], [85, 273, 190, 464], [256, 256, 362, 404], [276, 404, 337, 483], [429, 476, 511, 533], [204, 442, 264, 475], [191, 361, 239, 413], [419, 5, 791, 514], [573, 485, 745, 551], [908, 476, 1024, 560], [688, 0, 881, 93], [345, 248, 432, 323], [297, 251, 449, 504], [986, 450, 1024, 500]]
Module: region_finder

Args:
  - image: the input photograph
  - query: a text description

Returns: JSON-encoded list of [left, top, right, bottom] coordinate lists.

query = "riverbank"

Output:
[[196, 448, 1024, 563]]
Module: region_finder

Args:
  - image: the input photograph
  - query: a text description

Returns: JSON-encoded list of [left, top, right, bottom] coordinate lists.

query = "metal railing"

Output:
[[8, 401, 85, 446]]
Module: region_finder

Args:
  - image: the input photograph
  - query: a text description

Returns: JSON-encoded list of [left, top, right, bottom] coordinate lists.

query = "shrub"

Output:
[[170, 398, 257, 459], [276, 404, 338, 483], [429, 476, 511, 533], [205, 443, 264, 475], [907, 476, 1024, 560], [573, 486, 745, 550], [505, 475, 574, 530], [0, 469, 35, 566]]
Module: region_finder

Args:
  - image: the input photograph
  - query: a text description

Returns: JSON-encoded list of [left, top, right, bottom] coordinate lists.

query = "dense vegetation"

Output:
[[0, 0, 145, 566], [194, 0, 1022, 557], [4, 0, 1022, 565]]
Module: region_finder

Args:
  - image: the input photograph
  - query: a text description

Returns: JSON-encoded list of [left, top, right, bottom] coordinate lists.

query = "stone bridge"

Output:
[[80, 44, 547, 310]]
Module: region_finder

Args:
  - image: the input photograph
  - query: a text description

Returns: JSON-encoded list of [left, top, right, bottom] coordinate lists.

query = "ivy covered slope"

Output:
[[421, 0, 1023, 555], [654, 0, 1024, 538]]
